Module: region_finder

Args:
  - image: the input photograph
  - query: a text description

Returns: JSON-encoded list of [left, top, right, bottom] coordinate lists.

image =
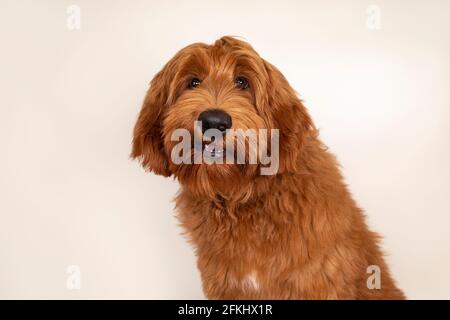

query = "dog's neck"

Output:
[[180, 131, 349, 221], [179, 133, 346, 217]]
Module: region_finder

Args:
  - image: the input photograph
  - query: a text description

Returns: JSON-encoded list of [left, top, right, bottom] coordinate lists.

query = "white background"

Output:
[[0, 0, 449, 299]]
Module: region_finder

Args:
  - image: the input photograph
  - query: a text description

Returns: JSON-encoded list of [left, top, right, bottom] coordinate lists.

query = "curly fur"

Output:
[[131, 36, 405, 299]]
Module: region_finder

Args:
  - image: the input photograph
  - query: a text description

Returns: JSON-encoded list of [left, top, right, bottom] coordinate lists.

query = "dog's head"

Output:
[[132, 37, 313, 197]]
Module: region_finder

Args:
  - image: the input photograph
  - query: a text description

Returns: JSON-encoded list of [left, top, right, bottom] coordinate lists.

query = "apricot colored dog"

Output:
[[132, 36, 404, 299]]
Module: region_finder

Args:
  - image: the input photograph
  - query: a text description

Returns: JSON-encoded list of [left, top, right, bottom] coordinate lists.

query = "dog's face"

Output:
[[132, 37, 312, 197]]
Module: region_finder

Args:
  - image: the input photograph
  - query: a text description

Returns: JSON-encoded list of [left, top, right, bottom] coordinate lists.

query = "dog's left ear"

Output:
[[131, 68, 172, 177], [262, 61, 314, 173]]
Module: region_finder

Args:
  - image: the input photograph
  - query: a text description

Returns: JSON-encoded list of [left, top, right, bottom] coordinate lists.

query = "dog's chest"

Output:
[[241, 272, 260, 291]]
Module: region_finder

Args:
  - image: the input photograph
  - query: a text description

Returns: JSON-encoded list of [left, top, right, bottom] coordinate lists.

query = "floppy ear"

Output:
[[131, 69, 172, 177], [263, 61, 314, 173]]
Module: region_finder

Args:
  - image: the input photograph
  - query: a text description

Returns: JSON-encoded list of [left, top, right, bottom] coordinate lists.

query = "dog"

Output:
[[131, 36, 405, 299]]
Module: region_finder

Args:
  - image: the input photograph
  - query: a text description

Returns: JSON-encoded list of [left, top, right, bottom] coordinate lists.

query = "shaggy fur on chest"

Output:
[[175, 135, 404, 299]]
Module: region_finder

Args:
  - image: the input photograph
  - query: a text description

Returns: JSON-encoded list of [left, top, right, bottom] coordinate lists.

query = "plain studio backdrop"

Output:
[[0, 0, 449, 299]]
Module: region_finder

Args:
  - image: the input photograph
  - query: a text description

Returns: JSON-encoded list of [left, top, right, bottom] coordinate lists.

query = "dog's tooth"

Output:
[[204, 140, 224, 155], [205, 143, 213, 152]]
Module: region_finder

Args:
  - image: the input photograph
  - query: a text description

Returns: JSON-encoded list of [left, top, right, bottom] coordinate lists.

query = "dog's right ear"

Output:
[[131, 68, 172, 177]]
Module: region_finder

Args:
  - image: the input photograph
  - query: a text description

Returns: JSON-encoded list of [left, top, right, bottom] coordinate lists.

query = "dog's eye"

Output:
[[235, 76, 249, 89], [189, 78, 202, 89]]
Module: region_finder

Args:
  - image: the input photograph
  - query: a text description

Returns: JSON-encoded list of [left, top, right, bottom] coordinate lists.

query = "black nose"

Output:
[[198, 109, 232, 133]]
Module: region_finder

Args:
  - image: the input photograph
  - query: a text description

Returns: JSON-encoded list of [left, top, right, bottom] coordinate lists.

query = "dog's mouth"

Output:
[[203, 137, 225, 158]]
